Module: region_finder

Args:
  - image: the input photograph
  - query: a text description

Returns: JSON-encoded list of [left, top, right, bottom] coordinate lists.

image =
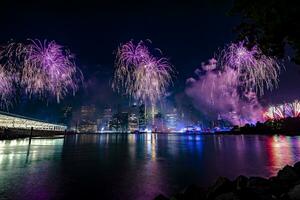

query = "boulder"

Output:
[[269, 176, 288, 197], [277, 165, 299, 182], [234, 175, 248, 190], [207, 177, 234, 199], [182, 184, 206, 200], [247, 177, 271, 191], [289, 184, 300, 200]]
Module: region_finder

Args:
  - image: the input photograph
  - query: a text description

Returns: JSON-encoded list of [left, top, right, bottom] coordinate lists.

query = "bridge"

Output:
[[0, 111, 67, 131]]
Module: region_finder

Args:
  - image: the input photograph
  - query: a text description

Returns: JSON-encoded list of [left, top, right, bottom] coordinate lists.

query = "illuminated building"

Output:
[[0, 111, 66, 131], [78, 105, 97, 133], [128, 113, 139, 132], [138, 104, 147, 131], [165, 109, 178, 131], [99, 108, 113, 131], [153, 112, 165, 132]]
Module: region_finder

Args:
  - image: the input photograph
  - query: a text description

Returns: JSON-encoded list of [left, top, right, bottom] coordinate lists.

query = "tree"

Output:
[[230, 0, 300, 64]]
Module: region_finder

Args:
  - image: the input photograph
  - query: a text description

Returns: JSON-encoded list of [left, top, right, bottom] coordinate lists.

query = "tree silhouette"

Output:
[[230, 0, 300, 64]]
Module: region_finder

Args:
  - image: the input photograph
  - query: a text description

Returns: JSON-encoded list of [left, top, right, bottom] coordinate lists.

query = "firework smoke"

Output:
[[186, 41, 281, 125], [186, 59, 263, 125], [112, 40, 173, 105]]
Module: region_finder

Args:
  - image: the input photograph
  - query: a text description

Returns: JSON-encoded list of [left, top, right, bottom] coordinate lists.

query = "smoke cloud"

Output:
[[185, 58, 263, 125]]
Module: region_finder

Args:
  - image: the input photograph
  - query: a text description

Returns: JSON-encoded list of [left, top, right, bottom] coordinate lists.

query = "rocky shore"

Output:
[[155, 162, 300, 200]]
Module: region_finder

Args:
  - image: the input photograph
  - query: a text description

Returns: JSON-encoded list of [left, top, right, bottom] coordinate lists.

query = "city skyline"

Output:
[[0, 1, 240, 122], [2, 1, 300, 200], [1, 1, 300, 126]]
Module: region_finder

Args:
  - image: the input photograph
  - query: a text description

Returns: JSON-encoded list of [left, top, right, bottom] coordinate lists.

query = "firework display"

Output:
[[0, 42, 27, 108], [264, 100, 300, 120], [0, 65, 14, 108], [186, 41, 282, 125], [23, 40, 81, 103], [219, 41, 280, 95], [0, 39, 81, 108], [112, 40, 173, 105]]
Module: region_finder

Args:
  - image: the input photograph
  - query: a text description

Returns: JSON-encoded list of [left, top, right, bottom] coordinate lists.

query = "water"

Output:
[[1, 134, 300, 200]]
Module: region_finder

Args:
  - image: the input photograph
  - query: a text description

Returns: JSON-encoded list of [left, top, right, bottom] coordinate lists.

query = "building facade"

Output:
[[78, 105, 97, 133], [0, 111, 66, 131]]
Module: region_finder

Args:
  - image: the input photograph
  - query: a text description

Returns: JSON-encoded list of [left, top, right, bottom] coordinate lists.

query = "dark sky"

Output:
[[1, 0, 299, 121]]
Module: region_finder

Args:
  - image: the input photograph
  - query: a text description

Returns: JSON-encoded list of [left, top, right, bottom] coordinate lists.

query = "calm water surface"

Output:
[[1, 134, 300, 200]]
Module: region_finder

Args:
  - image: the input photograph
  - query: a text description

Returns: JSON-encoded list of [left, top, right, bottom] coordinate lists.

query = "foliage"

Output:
[[230, 0, 300, 64]]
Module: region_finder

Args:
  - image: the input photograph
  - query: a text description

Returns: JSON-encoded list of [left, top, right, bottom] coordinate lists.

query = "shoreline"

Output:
[[2, 130, 300, 141], [155, 162, 300, 200], [0, 128, 71, 140]]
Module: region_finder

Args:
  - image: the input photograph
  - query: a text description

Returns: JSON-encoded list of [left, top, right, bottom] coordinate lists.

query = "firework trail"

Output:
[[288, 100, 300, 117], [264, 100, 300, 120], [220, 41, 280, 95], [112, 40, 173, 106], [0, 39, 82, 107], [0, 65, 15, 108], [0, 41, 28, 80], [264, 107, 275, 120], [0, 42, 27, 108], [264, 105, 285, 120], [23, 40, 81, 102]]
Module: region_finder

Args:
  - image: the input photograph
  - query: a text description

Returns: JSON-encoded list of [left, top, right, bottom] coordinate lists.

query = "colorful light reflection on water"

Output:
[[1, 134, 300, 200]]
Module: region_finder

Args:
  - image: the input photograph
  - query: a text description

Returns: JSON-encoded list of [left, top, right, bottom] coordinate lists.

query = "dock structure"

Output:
[[0, 111, 66, 131]]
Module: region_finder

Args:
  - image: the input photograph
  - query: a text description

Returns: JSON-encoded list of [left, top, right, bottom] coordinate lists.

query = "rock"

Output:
[[269, 176, 288, 197], [207, 177, 234, 199], [243, 177, 275, 200], [154, 194, 169, 200], [277, 165, 299, 182], [215, 192, 240, 200], [182, 184, 206, 200], [247, 177, 271, 191], [234, 175, 248, 190], [289, 184, 300, 200], [239, 188, 275, 200]]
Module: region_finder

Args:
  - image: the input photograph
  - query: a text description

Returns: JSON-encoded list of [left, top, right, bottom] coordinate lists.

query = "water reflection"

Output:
[[0, 138, 64, 200], [2, 134, 300, 200], [266, 135, 300, 175], [0, 138, 64, 168]]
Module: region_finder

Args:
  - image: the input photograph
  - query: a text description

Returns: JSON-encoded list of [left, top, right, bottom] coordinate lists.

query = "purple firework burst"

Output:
[[0, 65, 15, 108], [23, 39, 82, 102], [219, 41, 281, 95], [112, 40, 173, 105]]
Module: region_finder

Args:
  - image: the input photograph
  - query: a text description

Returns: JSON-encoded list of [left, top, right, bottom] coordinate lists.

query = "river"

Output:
[[1, 134, 300, 200]]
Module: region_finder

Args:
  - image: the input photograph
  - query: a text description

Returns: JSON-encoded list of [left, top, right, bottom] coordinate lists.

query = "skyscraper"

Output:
[[138, 104, 146, 131], [78, 105, 97, 133], [165, 108, 178, 131]]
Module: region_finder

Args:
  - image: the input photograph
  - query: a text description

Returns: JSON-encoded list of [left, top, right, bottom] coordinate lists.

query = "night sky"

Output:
[[1, 0, 299, 122]]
